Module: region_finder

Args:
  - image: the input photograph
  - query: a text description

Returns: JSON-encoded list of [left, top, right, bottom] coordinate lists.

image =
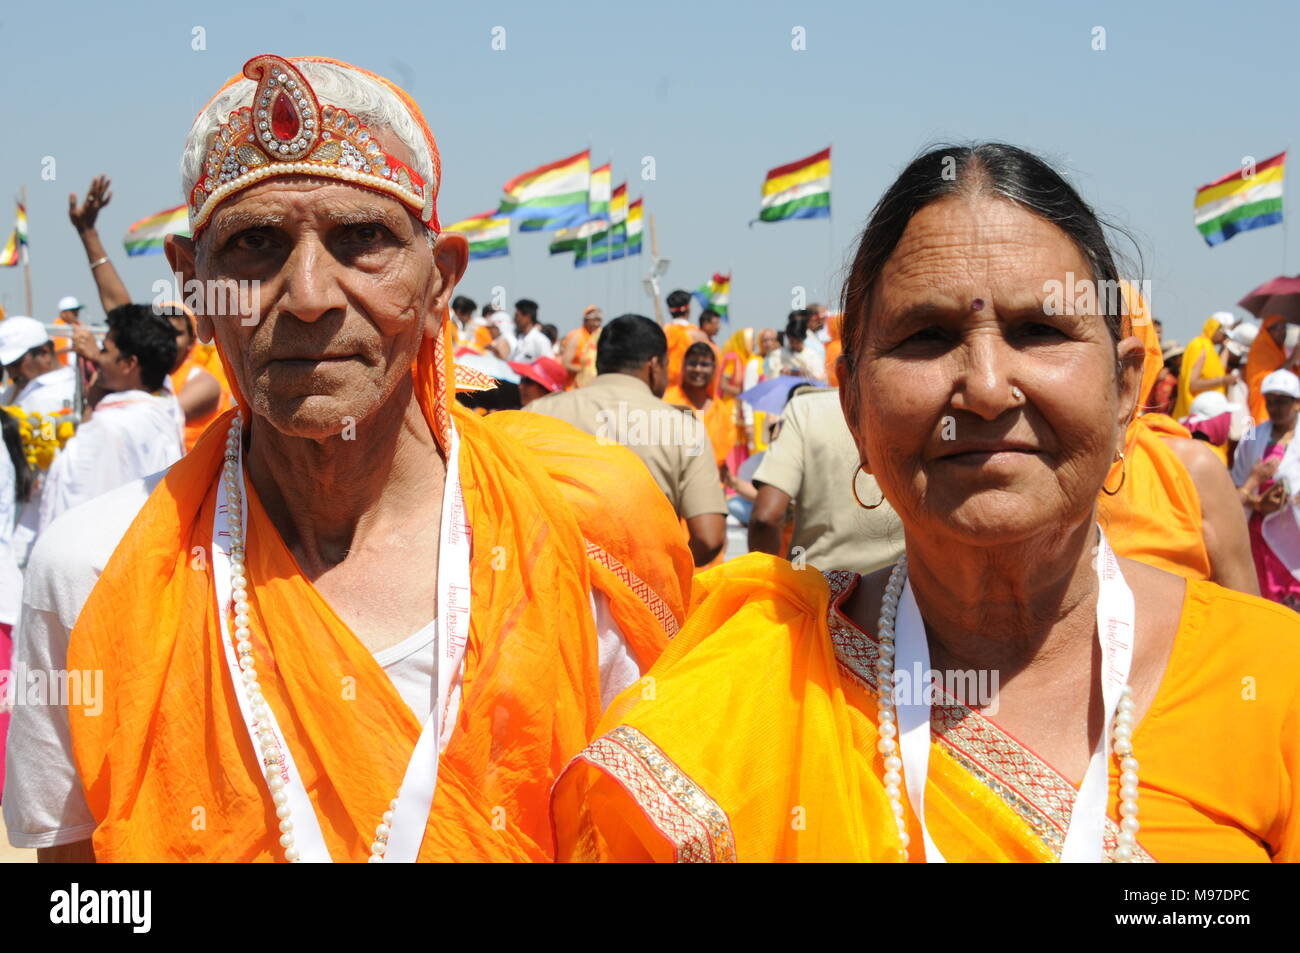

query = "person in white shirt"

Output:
[[0, 317, 76, 414], [510, 298, 551, 363], [0, 409, 34, 797], [39, 304, 184, 530]]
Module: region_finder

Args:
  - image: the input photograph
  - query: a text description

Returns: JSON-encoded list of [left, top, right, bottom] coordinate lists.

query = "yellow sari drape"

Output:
[[1172, 318, 1226, 420], [554, 554, 1300, 862]]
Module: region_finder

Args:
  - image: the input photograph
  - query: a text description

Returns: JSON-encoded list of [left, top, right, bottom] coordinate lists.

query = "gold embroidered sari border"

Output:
[[577, 725, 737, 863], [822, 570, 1154, 863]]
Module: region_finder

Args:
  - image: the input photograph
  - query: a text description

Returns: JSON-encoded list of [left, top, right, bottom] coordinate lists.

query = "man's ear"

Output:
[[426, 232, 469, 338], [164, 235, 214, 344]]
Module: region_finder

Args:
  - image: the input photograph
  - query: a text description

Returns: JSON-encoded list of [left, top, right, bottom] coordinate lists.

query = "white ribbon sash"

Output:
[[893, 528, 1135, 863], [213, 424, 471, 863]]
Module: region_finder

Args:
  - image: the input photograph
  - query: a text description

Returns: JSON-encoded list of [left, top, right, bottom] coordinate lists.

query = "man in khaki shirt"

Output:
[[530, 314, 726, 566], [749, 388, 904, 573]]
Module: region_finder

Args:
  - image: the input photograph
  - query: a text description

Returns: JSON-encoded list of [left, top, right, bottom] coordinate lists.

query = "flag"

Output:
[[1, 202, 28, 267], [124, 204, 190, 257], [574, 187, 637, 267], [549, 215, 608, 254], [0, 230, 19, 267], [756, 147, 830, 223], [1195, 152, 1285, 246], [498, 149, 590, 232], [445, 210, 510, 260], [588, 163, 612, 216], [692, 273, 730, 318], [625, 199, 644, 256]]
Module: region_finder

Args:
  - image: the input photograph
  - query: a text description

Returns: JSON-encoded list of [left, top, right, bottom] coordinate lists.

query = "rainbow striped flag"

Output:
[[574, 186, 636, 268], [589, 163, 612, 216], [692, 273, 730, 318], [757, 147, 830, 223], [445, 210, 509, 260], [0, 202, 28, 267], [625, 199, 643, 256], [549, 215, 608, 254], [1195, 152, 1285, 246], [499, 149, 591, 232], [124, 204, 190, 256]]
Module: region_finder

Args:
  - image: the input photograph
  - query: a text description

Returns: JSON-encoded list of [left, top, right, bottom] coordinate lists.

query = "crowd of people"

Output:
[[0, 52, 1296, 864]]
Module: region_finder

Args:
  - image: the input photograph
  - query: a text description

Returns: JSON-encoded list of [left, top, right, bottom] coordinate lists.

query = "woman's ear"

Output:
[[1115, 334, 1146, 432]]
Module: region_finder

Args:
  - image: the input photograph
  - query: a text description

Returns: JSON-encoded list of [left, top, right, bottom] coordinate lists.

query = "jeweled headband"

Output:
[[187, 54, 439, 235]]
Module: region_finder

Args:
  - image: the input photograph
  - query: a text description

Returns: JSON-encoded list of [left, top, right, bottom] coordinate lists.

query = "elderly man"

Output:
[[5, 53, 689, 863]]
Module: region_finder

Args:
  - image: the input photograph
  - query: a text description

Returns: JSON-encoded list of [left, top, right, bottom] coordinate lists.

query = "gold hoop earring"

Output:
[[852, 464, 884, 509], [1101, 451, 1127, 496]]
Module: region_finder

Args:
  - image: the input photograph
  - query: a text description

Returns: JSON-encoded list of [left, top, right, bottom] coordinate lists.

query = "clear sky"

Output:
[[2, 0, 1297, 343]]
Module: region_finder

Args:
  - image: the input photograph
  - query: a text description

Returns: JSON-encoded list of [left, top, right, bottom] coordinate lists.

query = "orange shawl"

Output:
[[1247, 314, 1288, 424], [662, 384, 735, 467], [68, 327, 685, 861], [1096, 298, 1210, 581], [170, 344, 234, 452]]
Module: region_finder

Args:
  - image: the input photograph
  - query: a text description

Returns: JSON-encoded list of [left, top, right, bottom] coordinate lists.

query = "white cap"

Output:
[[1211, 310, 1239, 329], [0, 316, 51, 366], [1261, 369, 1300, 399], [56, 296, 84, 313], [1188, 390, 1230, 418]]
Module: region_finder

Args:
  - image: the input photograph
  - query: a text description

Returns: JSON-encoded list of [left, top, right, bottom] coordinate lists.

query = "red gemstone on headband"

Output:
[[271, 92, 299, 140]]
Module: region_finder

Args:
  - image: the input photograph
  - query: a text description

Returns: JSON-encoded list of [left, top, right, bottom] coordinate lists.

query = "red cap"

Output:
[[509, 355, 566, 393]]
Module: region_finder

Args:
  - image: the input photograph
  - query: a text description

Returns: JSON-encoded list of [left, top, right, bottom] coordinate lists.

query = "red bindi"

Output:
[[971, 298, 985, 311]]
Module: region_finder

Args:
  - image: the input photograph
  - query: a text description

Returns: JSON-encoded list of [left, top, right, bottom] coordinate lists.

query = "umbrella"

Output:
[[455, 350, 519, 384], [738, 376, 819, 415], [1238, 275, 1300, 317]]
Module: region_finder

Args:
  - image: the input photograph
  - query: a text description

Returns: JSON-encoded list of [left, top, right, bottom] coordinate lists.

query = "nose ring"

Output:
[[1010, 385, 1024, 402]]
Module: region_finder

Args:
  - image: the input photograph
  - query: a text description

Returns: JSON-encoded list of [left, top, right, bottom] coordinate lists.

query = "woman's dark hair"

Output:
[[785, 309, 811, 342], [683, 341, 716, 366], [1, 408, 33, 504], [839, 143, 1138, 371], [451, 295, 477, 317]]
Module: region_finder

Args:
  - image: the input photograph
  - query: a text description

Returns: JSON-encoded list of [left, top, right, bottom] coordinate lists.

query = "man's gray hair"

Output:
[[180, 60, 436, 235]]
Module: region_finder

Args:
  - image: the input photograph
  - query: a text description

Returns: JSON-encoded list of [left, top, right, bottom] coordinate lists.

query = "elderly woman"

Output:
[[553, 143, 1300, 862]]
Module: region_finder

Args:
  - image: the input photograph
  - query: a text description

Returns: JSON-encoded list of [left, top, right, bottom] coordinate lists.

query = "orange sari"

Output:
[[554, 555, 1300, 862], [170, 344, 233, 452], [68, 325, 688, 862]]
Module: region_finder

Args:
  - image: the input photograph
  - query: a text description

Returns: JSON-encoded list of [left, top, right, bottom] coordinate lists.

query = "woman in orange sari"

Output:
[[553, 143, 1300, 862], [1246, 311, 1296, 424]]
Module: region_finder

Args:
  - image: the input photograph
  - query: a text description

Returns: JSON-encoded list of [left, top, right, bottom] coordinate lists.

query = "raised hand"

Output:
[[68, 175, 113, 233]]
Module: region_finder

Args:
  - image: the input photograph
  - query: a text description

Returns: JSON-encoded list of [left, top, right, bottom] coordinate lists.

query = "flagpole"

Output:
[[650, 214, 663, 325], [20, 186, 32, 315]]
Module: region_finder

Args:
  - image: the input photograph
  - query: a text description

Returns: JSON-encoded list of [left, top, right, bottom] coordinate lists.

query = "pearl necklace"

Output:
[[222, 414, 400, 863], [873, 555, 1142, 862]]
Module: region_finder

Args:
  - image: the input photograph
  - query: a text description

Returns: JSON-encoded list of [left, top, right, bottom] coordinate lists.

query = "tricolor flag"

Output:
[[756, 147, 830, 223], [1195, 152, 1285, 246], [692, 273, 731, 319], [1, 202, 29, 267], [124, 204, 190, 257], [499, 149, 591, 232], [445, 210, 510, 260], [549, 215, 608, 254]]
